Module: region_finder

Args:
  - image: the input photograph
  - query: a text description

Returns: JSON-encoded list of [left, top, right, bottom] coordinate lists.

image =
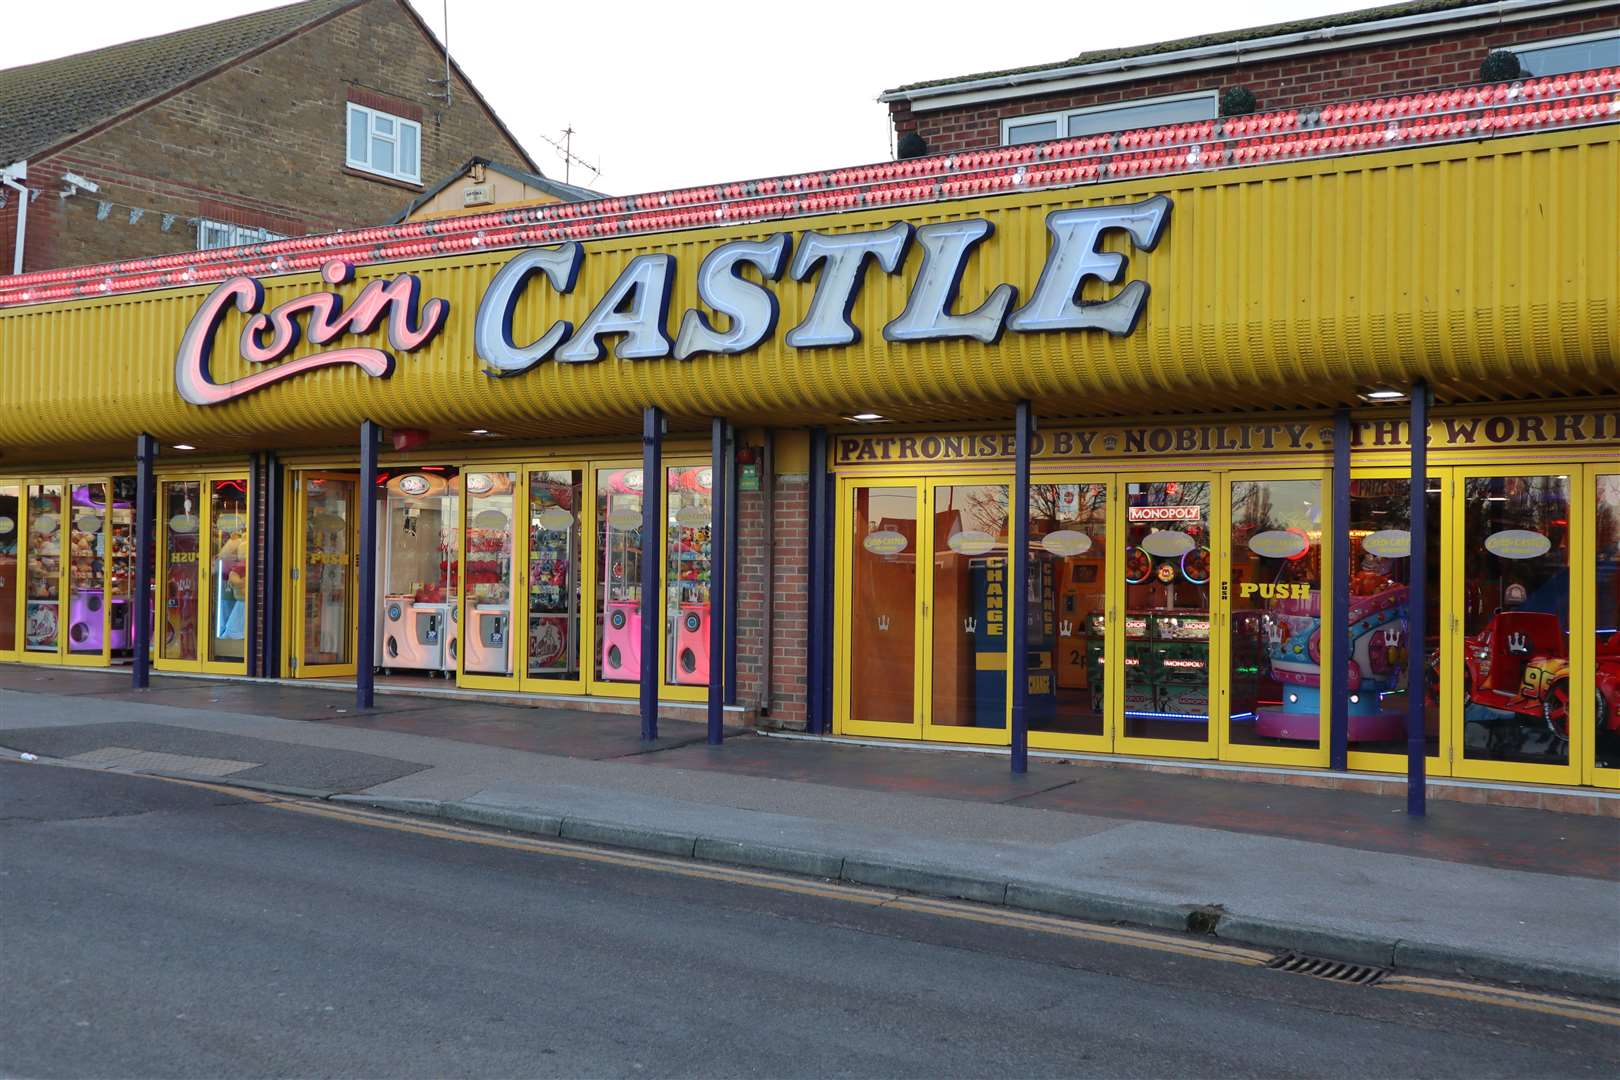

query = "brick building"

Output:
[[882, 0, 1619, 156], [0, 0, 570, 275]]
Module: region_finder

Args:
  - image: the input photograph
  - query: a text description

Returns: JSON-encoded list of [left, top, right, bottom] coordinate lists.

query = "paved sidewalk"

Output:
[[3, 665, 1618, 999]]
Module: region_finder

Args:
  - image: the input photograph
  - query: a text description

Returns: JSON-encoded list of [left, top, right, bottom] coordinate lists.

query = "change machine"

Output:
[[968, 554, 1057, 727], [376, 470, 459, 675]]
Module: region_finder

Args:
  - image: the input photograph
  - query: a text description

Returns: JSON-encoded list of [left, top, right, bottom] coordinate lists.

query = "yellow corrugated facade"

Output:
[[0, 126, 1615, 465]]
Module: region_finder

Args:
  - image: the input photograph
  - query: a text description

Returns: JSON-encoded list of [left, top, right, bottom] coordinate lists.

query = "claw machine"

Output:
[[376, 469, 459, 676]]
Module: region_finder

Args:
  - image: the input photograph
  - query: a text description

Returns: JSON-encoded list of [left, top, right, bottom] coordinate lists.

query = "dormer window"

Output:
[[346, 103, 421, 183]]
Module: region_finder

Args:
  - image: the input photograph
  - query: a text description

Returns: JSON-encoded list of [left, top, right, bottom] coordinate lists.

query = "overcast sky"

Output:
[[3, 0, 1367, 195]]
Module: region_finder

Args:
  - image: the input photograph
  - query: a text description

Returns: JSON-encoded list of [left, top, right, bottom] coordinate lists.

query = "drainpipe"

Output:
[[2, 161, 26, 276]]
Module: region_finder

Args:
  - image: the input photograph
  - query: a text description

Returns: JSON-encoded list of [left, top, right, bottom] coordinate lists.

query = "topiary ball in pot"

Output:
[[1480, 50, 1522, 82], [1219, 86, 1257, 117]]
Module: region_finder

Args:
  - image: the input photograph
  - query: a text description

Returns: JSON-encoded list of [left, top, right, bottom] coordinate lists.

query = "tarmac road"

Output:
[[2, 760, 1616, 1079]]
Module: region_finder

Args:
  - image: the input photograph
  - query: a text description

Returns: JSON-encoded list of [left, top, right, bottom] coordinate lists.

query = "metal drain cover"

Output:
[[1265, 952, 1389, 986]]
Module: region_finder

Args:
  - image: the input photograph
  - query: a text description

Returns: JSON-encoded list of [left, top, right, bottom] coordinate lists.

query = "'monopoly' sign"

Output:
[[834, 410, 1620, 465], [175, 196, 1171, 405]]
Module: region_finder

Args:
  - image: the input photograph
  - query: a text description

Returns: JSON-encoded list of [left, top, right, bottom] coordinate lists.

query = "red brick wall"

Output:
[[734, 479, 768, 710], [767, 474, 810, 727], [7, 0, 532, 273], [893, 10, 1618, 154]]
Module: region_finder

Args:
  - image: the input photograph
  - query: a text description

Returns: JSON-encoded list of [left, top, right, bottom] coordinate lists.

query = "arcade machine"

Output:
[[1120, 541, 1213, 722], [66, 483, 135, 656], [464, 472, 516, 675], [599, 469, 643, 681], [527, 479, 579, 679], [376, 470, 458, 677], [966, 551, 1057, 727], [670, 466, 713, 686]]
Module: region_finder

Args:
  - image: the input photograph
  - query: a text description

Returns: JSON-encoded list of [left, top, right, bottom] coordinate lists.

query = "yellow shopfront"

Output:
[[832, 410, 1620, 788], [276, 443, 723, 705]]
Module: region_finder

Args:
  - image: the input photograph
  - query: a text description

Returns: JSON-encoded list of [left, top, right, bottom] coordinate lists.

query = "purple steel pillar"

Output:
[[806, 428, 830, 735], [357, 420, 380, 710], [1330, 408, 1351, 771], [132, 434, 158, 689], [1011, 401, 1033, 775], [1406, 384, 1428, 816], [724, 423, 739, 707], [640, 407, 664, 742], [708, 417, 727, 745]]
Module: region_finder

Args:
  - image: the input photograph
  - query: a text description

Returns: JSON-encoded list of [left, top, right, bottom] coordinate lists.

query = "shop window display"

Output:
[[1122, 481, 1211, 742], [666, 466, 714, 686], [1343, 478, 1441, 757], [301, 476, 355, 668], [1594, 476, 1620, 771], [1030, 483, 1108, 736], [0, 484, 16, 653], [596, 468, 644, 683], [161, 481, 202, 662], [931, 483, 1016, 730], [1228, 478, 1323, 748], [377, 470, 458, 676], [24, 483, 64, 652], [463, 472, 517, 676], [528, 471, 582, 682], [851, 486, 917, 725], [1460, 474, 1571, 767], [208, 479, 249, 664]]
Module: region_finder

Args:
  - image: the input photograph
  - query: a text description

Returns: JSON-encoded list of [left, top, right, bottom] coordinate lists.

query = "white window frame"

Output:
[[1511, 29, 1620, 77], [346, 102, 422, 184], [1000, 90, 1219, 146], [197, 218, 286, 252]]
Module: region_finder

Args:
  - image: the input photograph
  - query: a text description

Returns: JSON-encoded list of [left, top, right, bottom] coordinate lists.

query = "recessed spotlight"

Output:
[[846, 412, 886, 423], [467, 429, 491, 436], [172, 444, 196, 451], [1358, 388, 1407, 402]]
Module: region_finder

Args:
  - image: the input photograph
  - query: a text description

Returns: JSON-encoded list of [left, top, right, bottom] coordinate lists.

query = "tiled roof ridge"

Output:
[[1, 66, 1615, 309]]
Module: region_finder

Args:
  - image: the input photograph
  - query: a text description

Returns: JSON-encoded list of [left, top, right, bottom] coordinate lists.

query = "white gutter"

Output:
[[1, 161, 26, 277], [880, 0, 1598, 105]]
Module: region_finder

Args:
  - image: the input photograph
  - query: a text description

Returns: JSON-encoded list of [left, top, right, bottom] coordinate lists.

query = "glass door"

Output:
[[291, 472, 358, 678], [923, 478, 1014, 745], [158, 478, 204, 668], [1343, 468, 1449, 775], [460, 468, 521, 690], [588, 463, 646, 698], [1220, 470, 1330, 767], [1113, 475, 1216, 759], [1028, 478, 1116, 754], [1448, 466, 1579, 786], [0, 482, 18, 661], [157, 473, 251, 674], [521, 466, 586, 695], [62, 480, 114, 665], [1584, 467, 1618, 789], [837, 478, 924, 738], [21, 481, 65, 661], [663, 462, 718, 701]]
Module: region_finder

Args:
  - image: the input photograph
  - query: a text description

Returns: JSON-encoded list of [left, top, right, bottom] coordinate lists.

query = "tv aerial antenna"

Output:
[[535, 126, 601, 186]]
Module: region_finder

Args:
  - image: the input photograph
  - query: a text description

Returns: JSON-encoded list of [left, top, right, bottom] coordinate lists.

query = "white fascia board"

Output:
[[884, 0, 1608, 111]]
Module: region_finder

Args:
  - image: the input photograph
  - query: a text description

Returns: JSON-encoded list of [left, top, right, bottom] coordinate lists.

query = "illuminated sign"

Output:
[[1128, 505, 1201, 523], [176, 260, 449, 405]]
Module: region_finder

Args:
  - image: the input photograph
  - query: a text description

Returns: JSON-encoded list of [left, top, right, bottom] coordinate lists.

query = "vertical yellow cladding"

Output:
[[0, 126, 1614, 462]]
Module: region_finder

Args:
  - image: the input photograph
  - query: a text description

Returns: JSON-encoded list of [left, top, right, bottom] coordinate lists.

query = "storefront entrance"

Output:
[[154, 472, 252, 674], [836, 455, 1620, 786], [279, 457, 719, 703]]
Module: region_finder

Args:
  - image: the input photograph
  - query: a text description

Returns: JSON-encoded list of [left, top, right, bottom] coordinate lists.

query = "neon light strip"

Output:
[[2, 71, 1615, 308]]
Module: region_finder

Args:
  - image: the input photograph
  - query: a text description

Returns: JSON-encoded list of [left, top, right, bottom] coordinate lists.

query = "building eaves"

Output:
[[389, 156, 604, 223], [880, 0, 1566, 100]]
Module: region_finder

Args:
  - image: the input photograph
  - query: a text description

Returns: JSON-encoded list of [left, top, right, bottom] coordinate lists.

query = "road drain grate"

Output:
[[1265, 952, 1388, 986]]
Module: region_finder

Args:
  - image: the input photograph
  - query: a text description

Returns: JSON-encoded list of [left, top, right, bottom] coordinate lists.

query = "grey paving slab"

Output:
[[1, 721, 425, 793], [67, 747, 259, 777]]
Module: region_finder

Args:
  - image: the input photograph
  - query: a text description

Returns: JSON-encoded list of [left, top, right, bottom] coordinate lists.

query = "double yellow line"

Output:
[[175, 776, 1620, 1028]]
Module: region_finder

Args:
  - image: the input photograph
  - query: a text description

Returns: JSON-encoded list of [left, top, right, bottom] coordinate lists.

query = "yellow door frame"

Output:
[[517, 462, 590, 697], [1581, 464, 1617, 790], [835, 475, 926, 740], [1446, 463, 1583, 787], [0, 479, 19, 663], [1111, 469, 1220, 762], [584, 459, 646, 700], [921, 475, 1015, 747], [1216, 467, 1334, 770], [458, 465, 524, 692], [153, 470, 253, 675], [657, 456, 718, 705], [17, 476, 115, 668], [1027, 474, 1119, 756], [286, 470, 360, 680], [16, 478, 65, 665], [1344, 466, 1454, 777]]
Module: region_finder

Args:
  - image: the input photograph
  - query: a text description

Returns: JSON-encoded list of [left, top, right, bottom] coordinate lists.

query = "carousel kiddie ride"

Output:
[[1252, 583, 1410, 742]]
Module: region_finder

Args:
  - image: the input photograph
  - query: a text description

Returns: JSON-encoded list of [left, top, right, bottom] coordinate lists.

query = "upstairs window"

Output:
[[346, 103, 421, 183], [1002, 91, 1217, 146], [198, 219, 285, 251], [1514, 31, 1620, 77]]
